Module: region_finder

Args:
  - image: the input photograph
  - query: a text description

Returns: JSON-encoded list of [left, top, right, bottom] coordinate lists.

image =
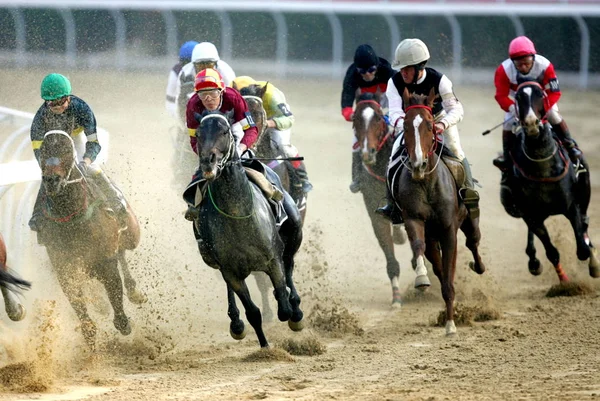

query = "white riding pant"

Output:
[[504, 103, 561, 130], [72, 130, 109, 168], [270, 128, 298, 158]]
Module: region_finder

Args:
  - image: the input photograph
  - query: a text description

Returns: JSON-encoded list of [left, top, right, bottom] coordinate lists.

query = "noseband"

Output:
[[199, 114, 237, 174]]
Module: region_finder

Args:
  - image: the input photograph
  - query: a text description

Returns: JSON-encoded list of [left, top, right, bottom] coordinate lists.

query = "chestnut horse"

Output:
[[390, 89, 485, 335], [37, 131, 146, 348], [503, 81, 599, 280], [0, 232, 31, 320], [352, 92, 406, 306]]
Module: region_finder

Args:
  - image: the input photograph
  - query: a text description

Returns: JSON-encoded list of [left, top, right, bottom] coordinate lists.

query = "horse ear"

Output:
[[259, 82, 269, 98], [402, 88, 411, 107], [226, 109, 235, 124], [427, 88, 436, 108], [194, 112, 202, 123]]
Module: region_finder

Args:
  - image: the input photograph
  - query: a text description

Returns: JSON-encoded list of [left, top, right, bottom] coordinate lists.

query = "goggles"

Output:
[[46, 96, 69, 107], [357, 65, 377, 75], [197, 89, 222, 101]]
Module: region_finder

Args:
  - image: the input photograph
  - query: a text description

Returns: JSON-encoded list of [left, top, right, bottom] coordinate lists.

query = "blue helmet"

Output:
[[179, 40, 199, 63]]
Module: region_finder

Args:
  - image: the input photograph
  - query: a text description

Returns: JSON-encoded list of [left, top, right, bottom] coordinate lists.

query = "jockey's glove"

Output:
[[77, 161, 89, 176]]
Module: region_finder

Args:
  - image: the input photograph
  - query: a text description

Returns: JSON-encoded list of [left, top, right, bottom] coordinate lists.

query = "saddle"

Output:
[[182, 160, 287, 227]]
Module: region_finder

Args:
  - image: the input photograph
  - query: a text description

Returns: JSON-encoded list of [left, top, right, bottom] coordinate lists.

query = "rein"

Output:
[[510, 143, 570, 183], [42, 180, 101, 224], [401, 103, 442, 175], [207, 177, 256, 220]]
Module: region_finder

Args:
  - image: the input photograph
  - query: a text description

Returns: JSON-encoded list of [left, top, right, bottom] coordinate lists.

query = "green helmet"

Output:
[[40, 73, 72, 100]]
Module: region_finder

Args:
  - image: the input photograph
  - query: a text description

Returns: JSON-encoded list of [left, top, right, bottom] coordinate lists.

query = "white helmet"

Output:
[[392, 38, 430, 70], [192, 42, 220, 63]]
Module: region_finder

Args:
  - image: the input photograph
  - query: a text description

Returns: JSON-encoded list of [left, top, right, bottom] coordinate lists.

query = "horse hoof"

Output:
[[589, 248, 600, 278], [288, 319, 304, 332], [414, 275, 431, 291], [230, 325, 247, 340], [114, 316, 132, 336], [7, 304, 26, 322], [469, 261, 485, 275], [445, 320, 457, 336], [390, 300, 402, 310], [528, 259, 543, 276], [127, 289, 148, 305], [392, 225, 407, 245]]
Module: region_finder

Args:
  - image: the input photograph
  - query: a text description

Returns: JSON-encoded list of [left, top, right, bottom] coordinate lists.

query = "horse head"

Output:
[[195, 110, 236, 180], [239, 83, 269, 153], [39, 130, 78, 196], [515, 81, 547, 137], [353, 92, 387, 165], [402, 88, 436, 181]]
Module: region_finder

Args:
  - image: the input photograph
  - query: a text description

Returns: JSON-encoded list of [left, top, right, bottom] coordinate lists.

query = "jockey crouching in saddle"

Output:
[[341, 44, 396, 193], [493, 35, 584, 199], [231, 75, 313, 194], [165, 40, 198, 119], [175, 42, 236, 126], [183, 68, 284, 221], [29, 73, 129, 234], [376, 38, 480, 223]]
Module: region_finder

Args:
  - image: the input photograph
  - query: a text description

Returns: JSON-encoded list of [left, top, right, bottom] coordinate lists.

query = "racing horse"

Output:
[[0, 232, 31, 320], [501, 81, 599, 281], [37, 131, 147, 348], [188, 110, 304, 348], [352, 92, 407, 306], [390, 89, 485, 335]]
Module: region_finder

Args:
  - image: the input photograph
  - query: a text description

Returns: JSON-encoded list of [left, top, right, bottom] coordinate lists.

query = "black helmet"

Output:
[[354, 44, 379, 69]]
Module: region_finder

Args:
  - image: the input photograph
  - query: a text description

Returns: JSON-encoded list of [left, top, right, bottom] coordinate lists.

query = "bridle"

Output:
[[400, 104, 442, 175], [199, 114, 237, 175], [354, 99, 389, 150]]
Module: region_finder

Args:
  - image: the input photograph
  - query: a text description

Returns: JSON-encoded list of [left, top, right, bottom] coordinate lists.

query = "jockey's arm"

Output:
[[232, 93, 259, 149], [542, 62, 561, 110], [266, 86, 294, 130], [385, 77, 405, 131], [341, 65, 359, 120], [437, 75, 464, 130], [30, 112, 45, 164], [76, 101, 101, 163], [165, 68, 179, 118], [494, 64, 514, 112]]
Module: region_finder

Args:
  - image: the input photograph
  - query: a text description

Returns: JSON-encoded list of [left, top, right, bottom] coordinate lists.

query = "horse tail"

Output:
[[0, 267, 31, 293]]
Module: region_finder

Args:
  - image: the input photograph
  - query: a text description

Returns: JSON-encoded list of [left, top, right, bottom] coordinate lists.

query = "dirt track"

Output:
[[0, 68, 599, 400]]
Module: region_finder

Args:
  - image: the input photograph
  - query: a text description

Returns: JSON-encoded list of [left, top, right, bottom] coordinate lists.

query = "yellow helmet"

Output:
[[232, 76, 257, 91]]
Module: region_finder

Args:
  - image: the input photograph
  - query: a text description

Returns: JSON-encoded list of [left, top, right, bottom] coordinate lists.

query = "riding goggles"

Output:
[[357, 65, 377, 74], [46, 96, 69, 107], [197, 89, 222, 100]]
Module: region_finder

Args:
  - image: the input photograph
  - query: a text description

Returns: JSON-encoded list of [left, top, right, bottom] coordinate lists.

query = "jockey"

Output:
[[184, 68, 258, 220], [341, 44, 396, 193], [376, 38, 480, 224], [29, 73, 129, 231], [175, 42, 236, 125], [231, 76, 313, 194], [165, 40, 198, 118], [493, 35, 583, 174]]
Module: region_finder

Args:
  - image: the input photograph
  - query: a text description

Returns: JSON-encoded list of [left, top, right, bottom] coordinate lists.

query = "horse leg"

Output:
[[525, 218, 568, 282], [566, 204, 591, 262], [117, 250, 148, 305], [52, 259, 97, 349], [459, 214, 486, 274], [1, 287, 26, 321], [439, 227, 458, 336], [404, 220, 430, 290], [93, 258, 131, 336], [223, 272, 268, 348], [226, 283, 246, 340], [253, 272, 274, 323], [526, 229, 543, 276], [365, 194, 401, 306]]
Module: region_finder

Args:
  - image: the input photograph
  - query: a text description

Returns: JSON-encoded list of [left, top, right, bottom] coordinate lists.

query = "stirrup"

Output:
[[459, 188, 480, 219], [375, 204, 403, 225]]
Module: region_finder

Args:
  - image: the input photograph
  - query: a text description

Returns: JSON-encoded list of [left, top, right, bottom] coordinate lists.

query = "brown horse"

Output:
[[390, 89, 485, 335], [37, 131, 146, 348], [0, 232, 31, 320], [352, 92, 407, 306]]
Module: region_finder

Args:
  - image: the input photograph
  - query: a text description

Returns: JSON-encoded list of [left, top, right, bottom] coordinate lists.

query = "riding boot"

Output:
[[293, 161, 313, 193], [375, 186, 404, 225], [459, 158, 480, 219], [552, 120, 582, 163], [184, 171, 202, 221], [90, 170, 129, 230], [492, 130, 514, 187], [28, 186, 45, 232], [349, 151, 362, 193]]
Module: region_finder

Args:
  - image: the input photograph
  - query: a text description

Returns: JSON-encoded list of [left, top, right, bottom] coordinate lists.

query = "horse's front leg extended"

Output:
[[440, 227, 458, 336], [526, 229, 542, 276], [525, 218, 568, 282], [223, 272, 268, 348], [404, 219, 430, 290], [226, 282, 246, 340], [94, 258, 131, 336]]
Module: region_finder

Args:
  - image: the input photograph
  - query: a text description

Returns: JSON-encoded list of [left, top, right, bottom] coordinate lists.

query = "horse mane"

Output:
[[357, 92, 380, 103], [239, 83, 268, 99], [406, 93, 428, 106]]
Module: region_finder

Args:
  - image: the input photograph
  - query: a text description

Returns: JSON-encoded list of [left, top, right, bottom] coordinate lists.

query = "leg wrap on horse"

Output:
[[551, 120, 582, 163], [459, 158, 480, 219], [350, 151, 362, 193]]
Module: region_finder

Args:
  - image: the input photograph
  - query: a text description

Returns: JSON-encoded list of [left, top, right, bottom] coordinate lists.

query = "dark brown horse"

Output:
[[37, 131, 147, 348], [0, 232, 31, 320], [390, 89, 485, 335], [352, 92, 407, 306]]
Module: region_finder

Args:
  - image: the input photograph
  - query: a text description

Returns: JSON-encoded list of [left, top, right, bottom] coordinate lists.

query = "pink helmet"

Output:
[[509, 36, 536, 59]]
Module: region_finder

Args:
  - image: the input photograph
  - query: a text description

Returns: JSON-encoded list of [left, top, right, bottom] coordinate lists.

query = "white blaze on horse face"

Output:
[[361, 107, 375, 155], [412, 114, 424, 165], [522, 87, 538, 128]]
